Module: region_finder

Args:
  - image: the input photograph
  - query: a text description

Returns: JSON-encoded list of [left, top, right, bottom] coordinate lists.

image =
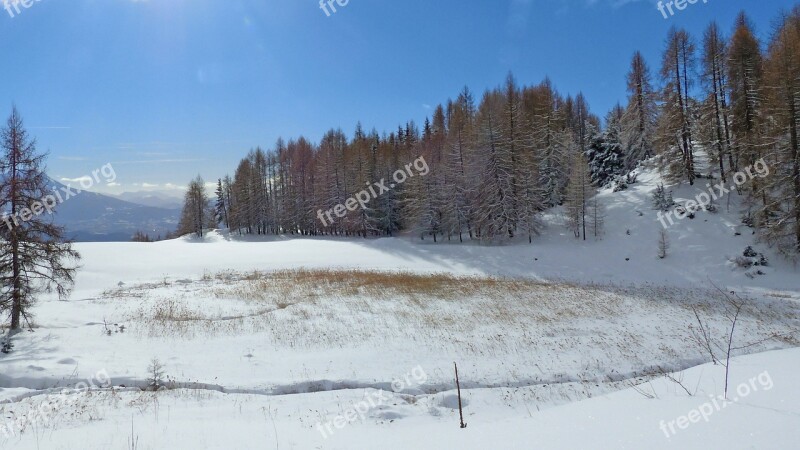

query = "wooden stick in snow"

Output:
[[455, 362, 467, 429]]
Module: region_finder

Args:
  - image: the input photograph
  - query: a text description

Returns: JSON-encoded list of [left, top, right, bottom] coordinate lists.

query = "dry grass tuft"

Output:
[[261, 268, 540, 299]]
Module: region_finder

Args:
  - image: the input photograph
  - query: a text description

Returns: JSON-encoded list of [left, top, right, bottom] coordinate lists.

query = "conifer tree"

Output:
[[700, 22, 734, 182], [728, 12, 765, 203], [178, 176, 212, 237], [587, 110, 625, 187], [214, 178, 228, 228], [565, 151, 592, 240], [474, 90, 515, 240], [0, 107, 80, 331], [622, 51, 658, 169], [761, 7, 800, 255], [588, 192, 605, 240], [657, 27, 697, 185], [444, 90, 476, 240]]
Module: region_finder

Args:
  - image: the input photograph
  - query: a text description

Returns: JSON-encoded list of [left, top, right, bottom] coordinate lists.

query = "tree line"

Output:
[[177, 7, 800, 256], [650, 9, 800, 256]]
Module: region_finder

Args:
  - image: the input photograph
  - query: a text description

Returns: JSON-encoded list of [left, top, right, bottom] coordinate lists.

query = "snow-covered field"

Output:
[[3, 348, 798, 449], [1, 163, 799, 449]]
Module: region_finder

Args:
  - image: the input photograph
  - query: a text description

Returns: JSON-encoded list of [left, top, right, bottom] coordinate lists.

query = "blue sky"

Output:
[[0, 0, 794, 196]]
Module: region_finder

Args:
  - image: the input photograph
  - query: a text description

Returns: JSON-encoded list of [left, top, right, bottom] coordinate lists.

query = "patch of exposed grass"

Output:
[[117, 269, 800, 371], [250, 268, 543, 299]]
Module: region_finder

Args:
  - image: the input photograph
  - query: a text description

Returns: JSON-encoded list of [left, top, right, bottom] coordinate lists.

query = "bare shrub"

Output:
[[146, 358, 166, 391]]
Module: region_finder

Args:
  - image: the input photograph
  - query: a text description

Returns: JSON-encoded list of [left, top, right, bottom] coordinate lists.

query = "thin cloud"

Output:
[[59, 176, 93, 183]]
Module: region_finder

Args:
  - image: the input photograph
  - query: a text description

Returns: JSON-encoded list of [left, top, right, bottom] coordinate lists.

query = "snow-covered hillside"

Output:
[[66, 160, 799, 295], [0, 162, 798, 449]]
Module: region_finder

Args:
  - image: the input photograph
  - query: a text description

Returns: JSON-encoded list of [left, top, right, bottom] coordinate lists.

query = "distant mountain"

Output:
[[45, 179, 180, 242], [112, 191, 184, 209]]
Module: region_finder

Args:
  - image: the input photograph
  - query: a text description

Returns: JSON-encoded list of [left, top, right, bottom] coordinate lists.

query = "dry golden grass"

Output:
[[125, 269, 562, 339], [119, 269, 800, 360], [249, 268, 543, 299], [150, 298, 204, 323]]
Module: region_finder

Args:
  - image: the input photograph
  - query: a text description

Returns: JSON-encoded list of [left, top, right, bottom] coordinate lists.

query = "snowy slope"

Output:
[[0, 160, 797, 449], [64, 159, 799, 300]]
